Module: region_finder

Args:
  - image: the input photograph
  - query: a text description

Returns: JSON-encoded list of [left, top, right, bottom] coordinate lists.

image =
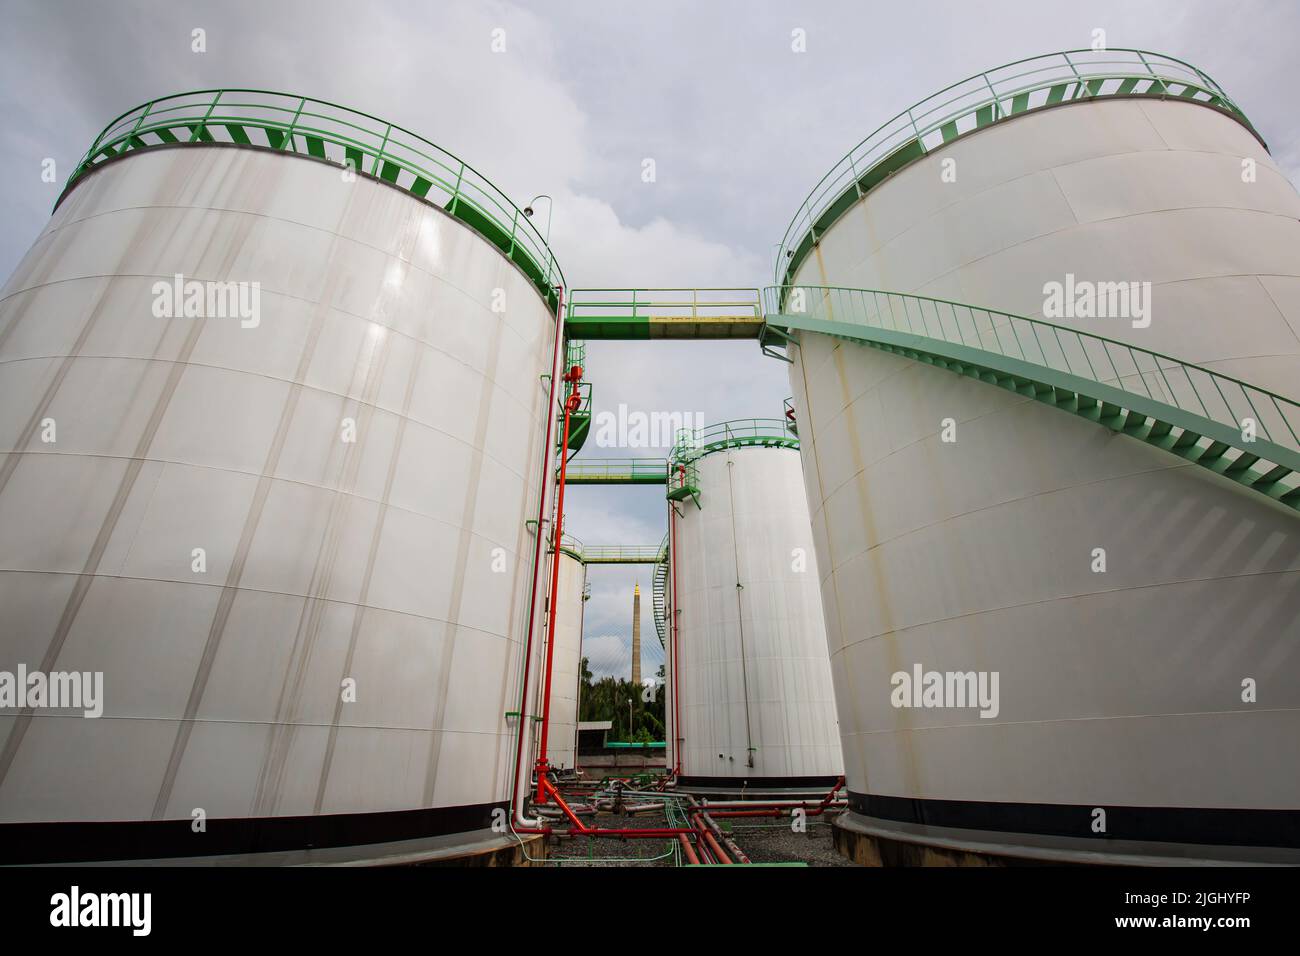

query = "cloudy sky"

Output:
[[3, 0, 1296, 678]]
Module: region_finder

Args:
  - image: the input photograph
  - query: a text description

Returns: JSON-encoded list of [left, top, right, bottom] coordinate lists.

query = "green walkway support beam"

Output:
[[580, 544, 667, 565], [554, 533, 667, 566], [762, 286, 1300, 512], [564, 458, 669, 485], [567, 288, 762, 339]]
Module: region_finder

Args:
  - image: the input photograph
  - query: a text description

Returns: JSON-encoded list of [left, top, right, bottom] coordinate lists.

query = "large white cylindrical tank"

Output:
[[667, 436, 842, 791], [0, 134, 556, 863], [787, 67, 1300, 861], [545, 544, 586, 771]]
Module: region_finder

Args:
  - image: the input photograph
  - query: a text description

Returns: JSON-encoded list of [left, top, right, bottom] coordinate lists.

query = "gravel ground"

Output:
[[715, 815, 856, 867], [537, 805, 856, 867], [542, 808, 679, 867]]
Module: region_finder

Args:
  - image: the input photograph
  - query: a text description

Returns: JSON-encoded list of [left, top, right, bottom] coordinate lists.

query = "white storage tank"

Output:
[[545, 536, 587, 771], [778, 51, 1300, 862], [0, 91, 561, 864], [665, 420, 842, 792]]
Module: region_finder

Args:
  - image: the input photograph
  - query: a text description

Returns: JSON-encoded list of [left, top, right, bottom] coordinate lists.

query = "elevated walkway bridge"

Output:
[[560, 286, 1299, 514]]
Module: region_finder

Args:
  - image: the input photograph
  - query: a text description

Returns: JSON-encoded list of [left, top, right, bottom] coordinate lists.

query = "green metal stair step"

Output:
[[766, 299, 1299, 514]]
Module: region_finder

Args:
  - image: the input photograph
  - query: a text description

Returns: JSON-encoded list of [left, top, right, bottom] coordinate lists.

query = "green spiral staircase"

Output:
[[761, 287, 1300, 512], [651, 534, 670, 649]]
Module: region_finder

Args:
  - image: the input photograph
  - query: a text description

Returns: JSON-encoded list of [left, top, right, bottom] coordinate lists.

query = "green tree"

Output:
[[575, 665, 666, 742]]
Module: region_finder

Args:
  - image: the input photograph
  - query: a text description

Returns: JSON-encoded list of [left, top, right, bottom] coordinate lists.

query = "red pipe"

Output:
[[696, 824, 731, 864], [536, 776, 693, 839], [702, 776, 847, 815], [707, 808, 835, 818], [596, 830, 689, 838], [678, 834, 701, 865], [690, 806, 750, 864], [668, 497, 683, 774], [509, 285, 565, 832], [535, 359, 583, 800]]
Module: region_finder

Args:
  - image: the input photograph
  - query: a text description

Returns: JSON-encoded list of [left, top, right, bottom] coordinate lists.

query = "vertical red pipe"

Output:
[[510, 286, 564, 829], [535, 364, 580, 797], [669, 497, 683, 774]]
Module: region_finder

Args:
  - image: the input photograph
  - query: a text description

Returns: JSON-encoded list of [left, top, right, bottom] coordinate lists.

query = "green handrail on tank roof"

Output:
[[556, 531, 585, 562], [762, 286, 1300, 511], [673, 418, 800, 456], [774, 49, 1261, 293], [56, 88, 565, 308], [666, 418, 799, 503]]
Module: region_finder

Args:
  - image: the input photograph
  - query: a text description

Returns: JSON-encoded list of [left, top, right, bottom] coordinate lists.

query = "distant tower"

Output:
[[632, 582, 642, 686]]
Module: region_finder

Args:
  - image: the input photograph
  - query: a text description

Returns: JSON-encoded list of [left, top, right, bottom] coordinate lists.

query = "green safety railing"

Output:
[[566, 288, 762, 339], [565, 339, 587, 374], [667, 418, 799, 503], [666, 457, 700, 503], [556, 532, 585, 562], [674, 418, 799, 455], [563, 458, 670, 484], [580, 544, 667, 565], [552, 533, 665, 565], [762, 286, 1300, 510], [57, 89, 564, 307], [774, 49, 1258, 292], [652, 532, 669, 648]]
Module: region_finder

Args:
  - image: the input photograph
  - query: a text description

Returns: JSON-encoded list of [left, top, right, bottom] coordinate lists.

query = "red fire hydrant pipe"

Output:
[[509, 286, 565, 832], [669, 498, 683, 774], [535, 362, 582, 800]]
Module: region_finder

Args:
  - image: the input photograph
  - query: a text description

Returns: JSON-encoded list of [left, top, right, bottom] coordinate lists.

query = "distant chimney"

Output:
[[632, 582, 642, 686]]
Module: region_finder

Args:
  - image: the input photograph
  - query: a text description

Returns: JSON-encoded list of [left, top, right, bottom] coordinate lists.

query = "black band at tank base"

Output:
[[0, 800, 509, 865], [848, 791, 1300, 849]]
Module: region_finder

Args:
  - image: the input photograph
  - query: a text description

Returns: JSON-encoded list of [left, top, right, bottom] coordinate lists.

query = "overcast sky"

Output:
[[3, 0, 1296, 678]]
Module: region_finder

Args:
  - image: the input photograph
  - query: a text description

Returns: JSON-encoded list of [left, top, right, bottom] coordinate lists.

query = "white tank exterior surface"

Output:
[[0, 144, 556, 862], [788, 94, 1300, 860], [545, 547, 586, 771], [795, 98, 1300, 394], [668, 442, 842, 789]]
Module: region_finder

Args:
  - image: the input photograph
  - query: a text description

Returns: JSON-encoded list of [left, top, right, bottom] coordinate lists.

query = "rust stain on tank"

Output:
[[813, 242, 829, 288], [832, 343, 921, 798]]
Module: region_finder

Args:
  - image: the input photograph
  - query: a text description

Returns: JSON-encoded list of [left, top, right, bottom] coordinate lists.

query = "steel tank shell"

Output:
[[789, 96, 1300, 861], [667, 444, 842, 790], [545, 549, 585, 771], [795, 98, 1300, 394], [0, 145, 556, 863]]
